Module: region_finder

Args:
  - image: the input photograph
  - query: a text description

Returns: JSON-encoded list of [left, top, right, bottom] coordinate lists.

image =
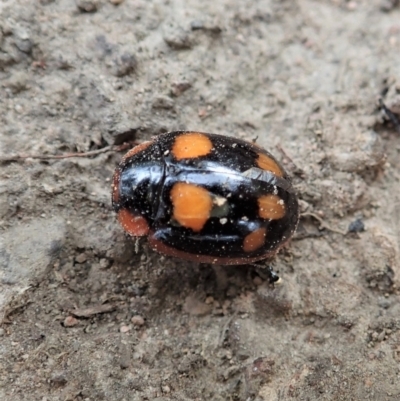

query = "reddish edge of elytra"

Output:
[[118, 209, 150, 236], [122, 140, 153, 161], [147, 233, 279, 265]]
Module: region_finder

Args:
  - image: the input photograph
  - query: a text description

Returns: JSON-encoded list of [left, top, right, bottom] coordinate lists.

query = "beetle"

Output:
[[112, 131, 299, 267]]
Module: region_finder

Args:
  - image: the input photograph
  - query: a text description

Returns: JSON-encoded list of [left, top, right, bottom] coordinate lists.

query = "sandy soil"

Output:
[[1, 0, 400, 400]]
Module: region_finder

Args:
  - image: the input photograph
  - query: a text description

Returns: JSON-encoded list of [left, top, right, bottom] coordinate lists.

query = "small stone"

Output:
[[348, 218, 365, 233], [110, 0, 124, 4], [198, 108, 207, 118], [112, 52, 137, 77], [378, 298, 391, 309], [64, 316, 79, 327], [162, 385, 171, 393], [190, 20, 205, 30], [76, 0, 98, 12], [205, 296, 214, 305], [298, 199, 310, 213], [171, 81, 192, 96], [183, 296, 211, 316], [131, 315, 145, 326], [378, 331, 386, 342], [75, 253, 87, 264], [6, 72, 29, 94], [152, 95, 174, 110], [119, 341, 131, 368], [163, 24, 192, 50], [99, 258, 109, 269], [50, 372, 67, 386], [16, 39, 33, 54], [190, 19, 222, 34], [222, 365, 241, 380], [120, 325, 131, 333], [236, 349, 250, 360]]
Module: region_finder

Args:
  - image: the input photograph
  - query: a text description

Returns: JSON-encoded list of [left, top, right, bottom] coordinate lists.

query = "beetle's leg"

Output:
[[251, 263, 280, 284], [266, 265, 280, 284]]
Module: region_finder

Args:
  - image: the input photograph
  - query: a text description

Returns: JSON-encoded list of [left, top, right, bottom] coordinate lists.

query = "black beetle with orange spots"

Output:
[[112, 131, 299, 271]]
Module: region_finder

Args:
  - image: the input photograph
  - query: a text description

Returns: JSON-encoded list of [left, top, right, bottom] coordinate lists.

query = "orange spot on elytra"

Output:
[[122, 141, 152, 161], [243, 227, 267, 253], [256, 153, 283, 177], [170, 182, 212, 232], [258, 194, 285, 220], [118, 209, 149, 236], [172, 132, 213, 160]]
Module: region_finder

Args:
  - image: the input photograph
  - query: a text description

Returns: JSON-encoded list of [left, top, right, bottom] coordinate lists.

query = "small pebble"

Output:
[[112, 53, 137, 77], [6, 72, 29, 94], [190, 20, 204, 30], [14, 35, 33, 54], [183, 296, 211, 316], [76, 0, 98, 12], [205, 296, 214, 305], [50, 372, 68, 386], [162, 385, 171, 393], [378, 331, 386, 342], [348, 218, 365, 233], [120, 325, 131, 333], [163, 25, 192, 50], [152, 95, 174, 110], [131, 315, 145, 326], [75, 253, 87, 264], [64, 316, 79, 327], [119, 341, 131, 368], [171, 81, 192, 96], [99, 258, 109, 269]]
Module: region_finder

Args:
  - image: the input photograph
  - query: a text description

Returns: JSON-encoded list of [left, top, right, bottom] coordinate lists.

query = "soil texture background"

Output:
[[1, 0, 400, 400]]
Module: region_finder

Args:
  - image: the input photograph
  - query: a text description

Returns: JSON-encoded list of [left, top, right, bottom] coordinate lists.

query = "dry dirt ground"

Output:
[[1, 0, 400, 400]]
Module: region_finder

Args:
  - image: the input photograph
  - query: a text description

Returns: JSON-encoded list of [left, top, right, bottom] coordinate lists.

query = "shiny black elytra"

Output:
[[112, 131, 299, 265]]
